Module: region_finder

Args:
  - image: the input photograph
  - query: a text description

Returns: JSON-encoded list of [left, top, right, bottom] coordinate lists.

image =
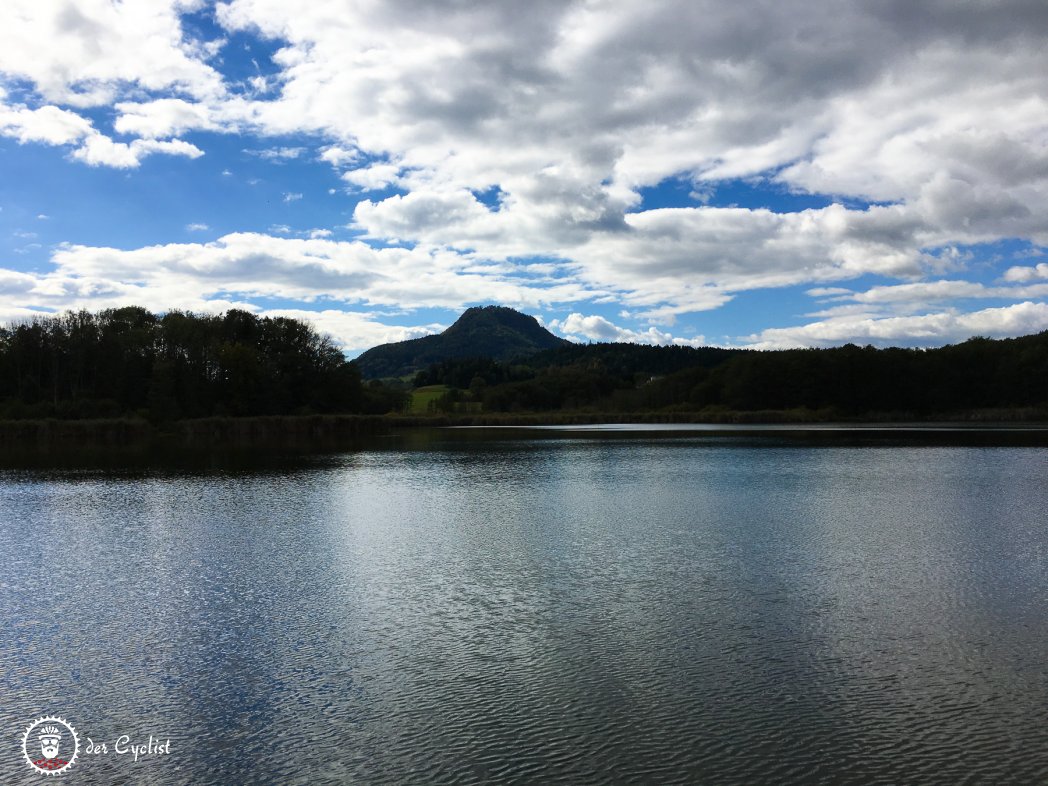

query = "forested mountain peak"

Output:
[[355, 306, 569, 379], [444, 306, 554, 337]]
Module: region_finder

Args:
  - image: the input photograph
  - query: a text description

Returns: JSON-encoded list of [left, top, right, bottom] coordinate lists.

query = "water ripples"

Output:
[[1, 441, 1047, 783]]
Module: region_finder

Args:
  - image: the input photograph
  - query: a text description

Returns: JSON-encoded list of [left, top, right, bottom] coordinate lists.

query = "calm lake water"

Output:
[[2, 427, 1047, 784]]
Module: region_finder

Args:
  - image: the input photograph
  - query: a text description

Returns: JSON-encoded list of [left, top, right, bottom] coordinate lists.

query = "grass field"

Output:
[[408, 385, 450, 413]]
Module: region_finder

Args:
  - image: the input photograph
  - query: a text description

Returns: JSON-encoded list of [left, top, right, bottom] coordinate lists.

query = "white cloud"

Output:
[[114, 98, 219, 138], [796, 279, 1048, 327], [556, 203, 938, 315], [248, 75, 270, 94], [1003, 262, 1048, 282], [744, 302, 1048, 349], [817, 279, 1048, 307], [246, 146, 306, 161], [186, 222, 209, 232], [261, 309, 445, 355], [0, 0, 223, 107], [282, 192, 303, 203], [0, 1, 1047, 347], [19, 233, 593, 320], [551, 313, 705, 347], [0, 3, 218, 168], [0, 269, 43, 295], [0, 305, 63, 325], [319, 146, 359, 167], [200, 0, 1048, 262], [355, 189, 495, 244], [0, 103, 93, 145], [264, 226, 334, 239], [342, 163, 403, 191], [71, 134, 204, 168]]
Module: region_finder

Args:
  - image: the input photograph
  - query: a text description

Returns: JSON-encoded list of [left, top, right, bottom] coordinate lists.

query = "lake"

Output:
[[2, 426, 1047, 784]]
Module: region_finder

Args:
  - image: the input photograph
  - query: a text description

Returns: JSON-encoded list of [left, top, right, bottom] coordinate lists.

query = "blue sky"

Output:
[[1, 0, 1047, 355]]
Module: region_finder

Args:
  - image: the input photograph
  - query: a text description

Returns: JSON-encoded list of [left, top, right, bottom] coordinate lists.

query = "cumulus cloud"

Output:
[[0, 1, 218, 167], [20, 233, 592, 316], [319, 146, 359, 167], [0, 0, 223, 106], [809, 279, 1048, 307], [551, 313, 706, 347], [1, 0, 1047, 347], [342, 163, 404, 191], [0, 232, 600, 349], [0, 102, 93, 145], [0, 95, 204, 169], [114, 98, 219, 138], [744, 302, 1048, 350], [202, 0, 1048, 256], [355, 190, 496, 245], [71, 134, 204, 168], [263, 309, 446, 355], [1003, 262, 1048, 282]]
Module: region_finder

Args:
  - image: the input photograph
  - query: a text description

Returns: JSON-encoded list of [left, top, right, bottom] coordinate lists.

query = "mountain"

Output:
[[355, 306, 571, 379]]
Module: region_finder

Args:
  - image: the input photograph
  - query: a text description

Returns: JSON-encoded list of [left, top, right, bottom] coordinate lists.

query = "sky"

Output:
[[1, 0, 1047, 356]]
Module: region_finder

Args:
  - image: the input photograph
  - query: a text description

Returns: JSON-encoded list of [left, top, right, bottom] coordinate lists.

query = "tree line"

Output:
[[417, 333, 1048, 417], [0, 307, 405, 421], [4, 306, 1046, 422]]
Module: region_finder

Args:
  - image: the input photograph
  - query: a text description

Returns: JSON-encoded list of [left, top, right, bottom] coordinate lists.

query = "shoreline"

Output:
[[0, 409, 1046, 451]]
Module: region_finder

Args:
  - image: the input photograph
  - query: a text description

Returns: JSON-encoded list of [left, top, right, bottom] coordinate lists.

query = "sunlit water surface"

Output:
[[2, 429, 1047, 784]]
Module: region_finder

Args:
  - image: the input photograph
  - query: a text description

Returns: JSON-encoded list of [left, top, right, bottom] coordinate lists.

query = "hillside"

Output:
[[412, 331, 1048, 418], [355, 306, 570, 378]]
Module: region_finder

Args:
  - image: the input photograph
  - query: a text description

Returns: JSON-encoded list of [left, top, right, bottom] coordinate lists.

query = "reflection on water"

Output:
[[1, 430, 1047, 784]]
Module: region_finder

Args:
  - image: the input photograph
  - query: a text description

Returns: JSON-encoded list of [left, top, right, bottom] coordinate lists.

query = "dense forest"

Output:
[[415, 332, 1048, 418], [0, 307, 405, 421], [2, 306, 1047, 423]]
